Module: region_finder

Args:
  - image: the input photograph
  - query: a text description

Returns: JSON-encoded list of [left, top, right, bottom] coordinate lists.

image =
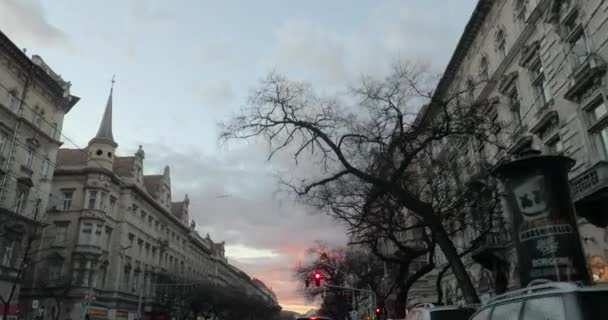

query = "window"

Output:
[[54, 223, 68, 243], [15, 189, 27, 214], [141, 210, 147, 219], [466, 79, 475, 101], [546, 136, 564, 154], [48, 261, 62, 281], [0, 134, 7, 157], [99, 192, 107, 212], [109, 196, 116, 214], [496, 28, 506, 59], [98, 264, 107, 289], [88, 190, 97, 209], [123, 267, 131, 291], [521, 296, 565, 320], [25, 148, 34, 168], [515, 0, 527, 22], [591, 100, 607, 122], [133, 270, 140, 292], [490, 301, 522, 320], [41, 158, 50, 177], [136, 166, 141, 182], [138, 239, 143, 255], [132, 204, 139, 214], [0, 237, 16, 267], [80, 223, 93, 244], [62, 191, 73, 211], [104, 227, 112, 248], [579, 292, 608, 319], [564, 9, 589, 66], [590, 100, 608, 159], [529, 60, 552, 105], [430, 308, 475, 320], [508, 87, 522, 124], [8, 90, 19, 112], [148, 216, 153, 225], [480, 56, 489, 80], [33, 198, 41, 217]]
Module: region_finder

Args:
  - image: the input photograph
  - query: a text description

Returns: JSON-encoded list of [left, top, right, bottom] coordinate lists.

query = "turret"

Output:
[[87, 80, 117, 171]]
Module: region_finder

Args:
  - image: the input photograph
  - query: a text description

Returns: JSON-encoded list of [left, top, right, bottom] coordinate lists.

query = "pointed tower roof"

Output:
[[89, 77, 118, 148]]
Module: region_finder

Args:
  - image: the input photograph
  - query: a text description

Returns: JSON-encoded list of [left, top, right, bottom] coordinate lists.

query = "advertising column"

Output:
[[494, 150, 590, 285]]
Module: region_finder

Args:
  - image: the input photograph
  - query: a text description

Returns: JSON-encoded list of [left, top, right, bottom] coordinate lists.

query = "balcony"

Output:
[[570, 161, 608, 202], [564, 55, 607, 102], [80, 209, 106, 220], [471, 232, 510, 270]]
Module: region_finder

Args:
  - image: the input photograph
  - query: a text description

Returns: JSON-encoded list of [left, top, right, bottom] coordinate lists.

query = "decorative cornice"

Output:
[[0, 30, 65, 100]]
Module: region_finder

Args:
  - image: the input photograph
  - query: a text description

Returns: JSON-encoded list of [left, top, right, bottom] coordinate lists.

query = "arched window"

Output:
[[480, 56, 489, 80], [496, 28, 507, 58]]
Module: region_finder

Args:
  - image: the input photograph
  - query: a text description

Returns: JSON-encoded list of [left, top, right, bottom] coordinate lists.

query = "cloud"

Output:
[[138, 141, 347, 307], [195, 41, 234, 66], [196, 79, 235, 107], [0, 0, 69, 48], [265, 1, 476, 89]]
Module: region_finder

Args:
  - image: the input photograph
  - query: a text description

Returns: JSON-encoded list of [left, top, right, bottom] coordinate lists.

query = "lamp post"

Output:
[[494, 149, 590, 286]]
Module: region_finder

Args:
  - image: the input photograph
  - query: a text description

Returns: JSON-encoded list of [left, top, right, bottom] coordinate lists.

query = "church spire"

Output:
[[89, 76, 117, 147]]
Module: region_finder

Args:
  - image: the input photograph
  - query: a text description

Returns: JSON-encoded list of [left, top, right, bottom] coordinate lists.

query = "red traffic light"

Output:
[[312, 271, 323, 287], [374, 307, 381, 315]]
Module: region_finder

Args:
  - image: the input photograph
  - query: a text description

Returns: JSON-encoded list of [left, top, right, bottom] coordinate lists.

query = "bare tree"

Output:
[[0, 211, 45, 320], [221, 61, 505, 303], [37, 273, 73, 320]]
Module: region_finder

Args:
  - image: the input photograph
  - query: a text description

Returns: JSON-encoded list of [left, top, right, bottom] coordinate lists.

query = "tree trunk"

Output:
[[393, 264, 408, 318], [429, 222, 479, 304], [3, 302, 10, 320], [435, 264, 451, 305]]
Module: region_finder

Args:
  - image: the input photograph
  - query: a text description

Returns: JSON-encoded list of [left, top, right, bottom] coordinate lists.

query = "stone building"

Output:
[[424, 0, 608, 304], [17, 86, 269, 320], [0, 29, 79, 320]]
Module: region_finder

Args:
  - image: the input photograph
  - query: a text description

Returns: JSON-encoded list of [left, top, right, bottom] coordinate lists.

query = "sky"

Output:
[[0, 0, 477, 314]]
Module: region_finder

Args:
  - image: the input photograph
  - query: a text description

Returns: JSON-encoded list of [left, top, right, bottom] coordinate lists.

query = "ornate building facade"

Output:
[[18, 86, 278, 320], [0, 29, 79, 320], [426, 0, 608, 304]]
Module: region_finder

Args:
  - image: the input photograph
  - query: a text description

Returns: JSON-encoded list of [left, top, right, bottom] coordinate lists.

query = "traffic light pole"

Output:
[[322, 284, 377, 317]]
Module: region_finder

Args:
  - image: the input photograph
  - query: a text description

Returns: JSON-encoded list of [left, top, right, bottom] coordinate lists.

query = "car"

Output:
[[296, 317, 333, 320], [468, 282, 608, 320], [404, 303, 476, 320]]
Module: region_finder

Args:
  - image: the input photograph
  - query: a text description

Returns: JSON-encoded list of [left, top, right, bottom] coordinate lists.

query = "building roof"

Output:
[[0, 30, 64, 98], [56, 149, 87, 166], [113, 156, 135, 177], [431, 0, 493, 102], [89, 87, 117, 147], [143, 174, 163, 196]]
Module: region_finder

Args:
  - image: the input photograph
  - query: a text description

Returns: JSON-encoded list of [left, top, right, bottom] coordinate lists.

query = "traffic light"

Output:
[[374, 307, 381, 316], [313, 271, 323, 287]]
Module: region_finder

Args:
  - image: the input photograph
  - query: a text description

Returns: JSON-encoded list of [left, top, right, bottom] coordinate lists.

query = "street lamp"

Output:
[[494, 149, 590, 286]]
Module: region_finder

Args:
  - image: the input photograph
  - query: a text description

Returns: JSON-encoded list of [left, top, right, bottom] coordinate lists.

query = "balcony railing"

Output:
[[564, 55, 607, 101], [569, 161, 608, 202]]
